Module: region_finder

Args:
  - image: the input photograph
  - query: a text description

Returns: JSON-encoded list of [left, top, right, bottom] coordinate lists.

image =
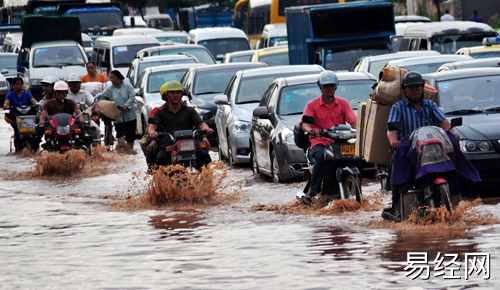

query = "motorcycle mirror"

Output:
[[387, 121, 401, 132], [450, 117, 462, 129], [148, 117, 160, 126], [202, 111, 214, 121], [302, 115, 316, 124]]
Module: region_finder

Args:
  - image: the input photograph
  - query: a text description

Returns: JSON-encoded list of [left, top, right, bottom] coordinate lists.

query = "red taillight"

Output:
[[75, 128, 81, 134], [45, 130, 52, 135], [166, 145, 174, 152], [199, 142, 207, 149]]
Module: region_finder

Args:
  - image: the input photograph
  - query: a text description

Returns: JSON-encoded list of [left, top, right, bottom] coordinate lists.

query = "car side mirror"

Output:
[[253, 106, 270, 119], [450, 117, 462, 129], [213, 94, 229, 105]]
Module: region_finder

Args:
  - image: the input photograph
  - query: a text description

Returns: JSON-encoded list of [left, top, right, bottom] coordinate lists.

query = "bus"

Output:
[[235, 0, 343, 48]]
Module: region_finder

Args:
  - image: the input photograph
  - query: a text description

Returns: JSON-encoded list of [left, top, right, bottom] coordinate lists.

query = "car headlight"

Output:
[[232, 120, 251, 133], [459, 140, 495, 154], [29, 79, 42, 86], [281, 127, 296, 145]]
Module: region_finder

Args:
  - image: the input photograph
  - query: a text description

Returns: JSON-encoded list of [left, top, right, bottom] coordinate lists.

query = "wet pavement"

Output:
[[1, 110, 499, 289]]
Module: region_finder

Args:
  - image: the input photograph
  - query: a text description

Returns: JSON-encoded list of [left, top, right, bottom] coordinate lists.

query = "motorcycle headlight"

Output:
[[459, 140, 495, 154], [179, 140, 195, 152], [232, 120, 251, 133], [281, 127, 295, 145], [57, 125, 71, 136]]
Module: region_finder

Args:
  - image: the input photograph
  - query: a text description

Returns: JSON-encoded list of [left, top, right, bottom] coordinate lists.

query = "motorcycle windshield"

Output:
[[410, 126, 453, 166]]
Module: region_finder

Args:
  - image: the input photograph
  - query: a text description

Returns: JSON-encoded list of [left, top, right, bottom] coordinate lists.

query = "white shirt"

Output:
[[67, 89, 94, 107], [441, 14, 455, 22]]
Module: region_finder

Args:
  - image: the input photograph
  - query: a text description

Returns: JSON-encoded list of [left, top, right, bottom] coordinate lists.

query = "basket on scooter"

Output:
[[17, 115, 37, 134]]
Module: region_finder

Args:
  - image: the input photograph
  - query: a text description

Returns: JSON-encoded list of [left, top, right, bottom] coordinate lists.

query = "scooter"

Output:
[[294, 115, 363, 204], [40, 112, 89, 155], [7, 104, 42, 153]]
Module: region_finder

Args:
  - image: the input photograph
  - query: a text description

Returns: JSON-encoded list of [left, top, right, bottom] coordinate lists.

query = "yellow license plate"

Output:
[[341, 145, 355, 155]]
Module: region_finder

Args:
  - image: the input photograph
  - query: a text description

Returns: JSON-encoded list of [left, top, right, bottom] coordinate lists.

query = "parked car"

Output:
[[386, 54, 473, 74], [221, 50, 255, 63], [256, 23, 288, 49], [214, 65, 324, 166], [135, 44, 216, 65], [134, 63, 206, 136], [423, 68, 500, 196], [250, 46, 289, 66], [455, 37, 500, 59], [187, 27, 251, 62], [351, 50, 440, 77], [180, 62, 268, 145], [0, 74, 9, 105], [438, 57, 500, 72], [0, 52, 19, 85], [250, 72, 376, 183], [126, 54, 198, 86]]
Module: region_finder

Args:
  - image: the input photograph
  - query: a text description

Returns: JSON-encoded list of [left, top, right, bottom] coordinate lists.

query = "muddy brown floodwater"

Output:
[[1, 110, 499, 289]]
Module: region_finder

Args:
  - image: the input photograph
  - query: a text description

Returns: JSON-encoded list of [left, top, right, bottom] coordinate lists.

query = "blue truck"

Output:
[[286, 1, 395, 71], [180, 5, 234, 31]]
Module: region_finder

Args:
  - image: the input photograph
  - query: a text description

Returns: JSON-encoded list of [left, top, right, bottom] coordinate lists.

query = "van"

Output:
[[91, 35, 160, 78], [398, 21, 498, 54], [187, 27, 251, 62], [144, 14, 174, 31], [256, 23, 287, 49], [2, 32, 22, 53]]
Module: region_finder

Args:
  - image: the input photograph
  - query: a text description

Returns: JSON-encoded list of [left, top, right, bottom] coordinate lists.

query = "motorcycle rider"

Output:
[[300, 70, 357, 204], [147, 81, 213, 168], [38, 75, 59, 106], [384, 71, 451, 222], [66, 73, 102, 143]]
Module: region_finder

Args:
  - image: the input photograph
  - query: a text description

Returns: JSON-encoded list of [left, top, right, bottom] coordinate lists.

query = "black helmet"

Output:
[[402, 71, 425, 87]]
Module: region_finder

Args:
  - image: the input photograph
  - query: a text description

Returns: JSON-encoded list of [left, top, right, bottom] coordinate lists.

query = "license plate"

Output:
[[341, 145, 355, 155]]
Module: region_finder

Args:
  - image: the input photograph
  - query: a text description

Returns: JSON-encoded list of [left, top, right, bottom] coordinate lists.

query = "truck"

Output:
[[286, 1, 395, 71], [18, 15, 88, 99], [180, 5, 234, 31]]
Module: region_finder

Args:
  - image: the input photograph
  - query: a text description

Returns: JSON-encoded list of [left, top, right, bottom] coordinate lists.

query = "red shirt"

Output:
[[302, 95, 357, 149]]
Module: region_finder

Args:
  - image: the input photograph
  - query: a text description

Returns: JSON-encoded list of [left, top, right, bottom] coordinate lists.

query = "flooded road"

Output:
[[1, 110, 499, 289]]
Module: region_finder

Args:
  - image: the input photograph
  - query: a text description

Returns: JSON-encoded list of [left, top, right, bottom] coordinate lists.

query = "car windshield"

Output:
[[430, 33, 496, 54], [323, 43, 390, 71], [401, 62, 449, 74], [258, 52, 289, 66], [199, 38, 251, 60], [147, 70, 189, 93], [138, 59, 195, 76], [113, 44, 159, 67], [0, 55, 17, 69], [33, 46, 86, 67], [229, 54, 252, 62], [155, 36, 187, 43], [194, 70, 242, 95], [74, 11, 124, 29], [437, 75, 500, 114], [278, 80, 374, 115], [154, 48, 215, 64], [470, 51, 500, 59], [369, 59, 396, 76]]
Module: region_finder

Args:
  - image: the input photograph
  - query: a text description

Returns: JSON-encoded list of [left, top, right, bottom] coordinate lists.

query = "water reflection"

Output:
[[149, 211, 207, 241]]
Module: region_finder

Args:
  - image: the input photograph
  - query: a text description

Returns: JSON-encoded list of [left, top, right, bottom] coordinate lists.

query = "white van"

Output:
[[91, 35, 160, 78], [123, 16, 147, 28], [144, 14, 174, 31], [256, 23, 287, 49], [2, 32, 22, 53], [187, 27, 251, 62]]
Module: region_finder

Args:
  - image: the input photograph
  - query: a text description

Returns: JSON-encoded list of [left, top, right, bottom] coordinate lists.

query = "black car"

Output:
[[424, 68, 500, 196]]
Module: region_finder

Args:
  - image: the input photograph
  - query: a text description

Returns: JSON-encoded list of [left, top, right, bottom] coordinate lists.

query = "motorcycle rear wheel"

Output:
[[343, 175, 362, 203], [438, 183, 452, 212]]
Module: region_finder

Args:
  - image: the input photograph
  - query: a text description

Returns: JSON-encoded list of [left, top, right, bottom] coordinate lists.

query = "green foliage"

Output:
[[488, 17, 500, 30]]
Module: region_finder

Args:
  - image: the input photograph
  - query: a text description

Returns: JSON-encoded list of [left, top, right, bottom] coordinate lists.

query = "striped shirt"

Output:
[[388, 98, 446, 140]]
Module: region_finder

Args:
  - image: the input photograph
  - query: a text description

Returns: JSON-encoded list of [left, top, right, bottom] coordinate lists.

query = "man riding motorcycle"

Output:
[[300, 70, 358, 205], [147, 81, 213, 169], [384, 71, 452, 222]]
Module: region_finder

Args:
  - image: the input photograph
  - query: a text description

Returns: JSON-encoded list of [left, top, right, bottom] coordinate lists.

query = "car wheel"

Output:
[[227, 134, 234, 168], [250, 144, 259, 174], [271, 150, 281, 184]]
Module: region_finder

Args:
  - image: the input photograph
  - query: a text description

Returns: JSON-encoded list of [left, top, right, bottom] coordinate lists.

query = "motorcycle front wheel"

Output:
[[343, 175, 362, 203]]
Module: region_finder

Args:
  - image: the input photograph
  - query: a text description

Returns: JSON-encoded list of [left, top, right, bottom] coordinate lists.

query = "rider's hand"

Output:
[[95, 108, 102, 114], [390, 140, 400, 149], [309, 128, 320, 137], [147, 140, 157, 151], [120, 105, 127, 111], [149, 131, 158, 138], [203, 137, 210, 148], [206, 128, 214, 135]]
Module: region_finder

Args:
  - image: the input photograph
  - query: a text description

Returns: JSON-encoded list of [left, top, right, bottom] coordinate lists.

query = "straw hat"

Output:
[[98, 100, 120, 120]]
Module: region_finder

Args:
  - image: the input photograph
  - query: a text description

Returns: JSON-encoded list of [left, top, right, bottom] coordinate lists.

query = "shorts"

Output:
[[114, 119, 137, 143]]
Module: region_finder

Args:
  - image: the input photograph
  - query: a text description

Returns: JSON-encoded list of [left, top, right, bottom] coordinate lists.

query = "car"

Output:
[[180, 62, 268, 145], [145, 31, 189, 44], [134, 63, 206, 136], [250, 72, 377, 183], [221, 50, 255, 63], [256, 23, 288, 49], [112, 28, 164, 36], [126, 54, 199, 86], [81, 33, 94, 60], [351, 50, 440, 77], [250, 46, 289, 66], [187, 27, 251, 62], [0, 52, 19, 84], [135, 44, 217, 65], [0, 24, 21, 53], [386, 54, 473, 74], [438, 57, 500, 72], [0, 74, 9, 105], [2, 32, 22, 53], [213, 65, 324, 166], [144, 14, 174, 31], [455, 37, 500, 59], [423, 68, 500, 196]]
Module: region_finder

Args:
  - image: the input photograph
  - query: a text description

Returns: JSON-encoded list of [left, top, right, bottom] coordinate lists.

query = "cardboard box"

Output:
[[355, 101, 367, 158], [363, 99, 392, 165]]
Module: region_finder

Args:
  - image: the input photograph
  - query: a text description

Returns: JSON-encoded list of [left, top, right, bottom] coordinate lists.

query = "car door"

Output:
[[254, 83, 277, 172]]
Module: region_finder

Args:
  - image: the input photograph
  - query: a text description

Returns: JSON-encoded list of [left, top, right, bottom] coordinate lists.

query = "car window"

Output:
[[199, 38, 251, 60], [470, 51, 500, 59], [112, 44, 160, 67], [127, 61, 136, 82], [138, 59, 196, 76], [260, 83, 276, 107], [225, 74, 238, 102], [147, 69, 189, 93], [335, 80, 376, 109], [33, 46, 85, 67], [402, 63, 450, 74], [155, 48, 216, 64], [431, 34, 496, 54], [0, 55, 17, 69], [278, 84, 321, 115], [323, 43, 390, 71], [258, 52, 289, 66], [193, 69, 241, 95]]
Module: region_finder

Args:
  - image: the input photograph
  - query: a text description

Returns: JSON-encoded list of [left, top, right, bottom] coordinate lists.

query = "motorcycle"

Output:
[[94, 93, 119, 148], [382, 118, 480, 221], [294, 115, 363, 204], [7, 104, 42, 153], [78, 101, 101, 149], [40, 112, 89, 155]]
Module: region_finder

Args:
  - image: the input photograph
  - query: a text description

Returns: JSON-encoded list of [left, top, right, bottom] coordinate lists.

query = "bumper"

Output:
[[231, 131, 251, 163], [277, 143, 308, 182], [463, 152, 500, 196]]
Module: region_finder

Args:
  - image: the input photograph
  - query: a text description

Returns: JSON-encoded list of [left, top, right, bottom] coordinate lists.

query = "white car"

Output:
[[0, 73, 9, 105]]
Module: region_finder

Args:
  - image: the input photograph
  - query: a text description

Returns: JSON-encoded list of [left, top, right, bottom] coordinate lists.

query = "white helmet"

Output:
[[54, 80, 69, 91], [67, 73, 81, 83], [317, 70, 339, 88], [41, 75, 59, 86]]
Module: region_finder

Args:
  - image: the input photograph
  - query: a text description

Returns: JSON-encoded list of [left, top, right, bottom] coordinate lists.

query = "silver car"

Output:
[[134, 63, 206, 136], [214, 65, 324, 166], [250, 72, 376, 183], [386, 54, 472, 74]]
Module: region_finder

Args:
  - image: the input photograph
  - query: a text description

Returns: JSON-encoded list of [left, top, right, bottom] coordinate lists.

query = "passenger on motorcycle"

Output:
[[384, 71, 452, 222], [38, 81, 86, 136], [3, 77, 39, 151], [147, 81, 213, 168], [300, 71, 357, 204], [38, 75, 59, 106], [66, 73, 102, 142]]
